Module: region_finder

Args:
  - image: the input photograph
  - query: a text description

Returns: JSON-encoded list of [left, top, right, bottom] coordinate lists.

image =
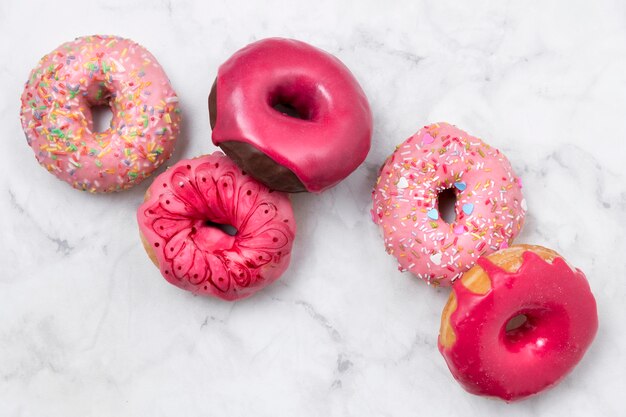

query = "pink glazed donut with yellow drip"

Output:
[[439, 245, 598, 401]]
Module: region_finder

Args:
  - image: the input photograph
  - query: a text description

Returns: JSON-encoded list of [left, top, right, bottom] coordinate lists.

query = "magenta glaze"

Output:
[[137, 152, 296, 301], [439, 251, 598, 401], [211, 37, 373, 193]]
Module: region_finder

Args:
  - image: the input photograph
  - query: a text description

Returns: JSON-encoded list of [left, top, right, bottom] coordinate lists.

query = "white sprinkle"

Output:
[[397, 177, 409, 189], [111, 58, 126, 72], [430, 252, 442, 266]]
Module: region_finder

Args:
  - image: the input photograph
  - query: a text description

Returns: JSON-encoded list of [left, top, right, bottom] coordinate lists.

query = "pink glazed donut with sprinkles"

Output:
[[20, 35, 181, 192], [371, 123, 526, 286]]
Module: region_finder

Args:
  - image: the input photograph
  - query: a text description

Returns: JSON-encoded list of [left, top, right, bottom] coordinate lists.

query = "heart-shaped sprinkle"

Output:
[[454, 181, 466, 191], [430, 252, 442, 265], [427, 209, 439, 220], [462, 203, 474, 215], [453, 224, 465, 235], [521, 198, 527, 211], [500, 241, 509, 249], [397, 177, 409, 189], [422, 133, 435, 145]]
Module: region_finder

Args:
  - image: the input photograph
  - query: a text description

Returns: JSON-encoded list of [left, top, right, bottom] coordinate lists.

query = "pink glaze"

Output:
[[137, 152, 296, 301], [439, 251, 598, 401], [20, 35, 181, 192], [371, 123, 526, 286], [211, 37, 372, 193]]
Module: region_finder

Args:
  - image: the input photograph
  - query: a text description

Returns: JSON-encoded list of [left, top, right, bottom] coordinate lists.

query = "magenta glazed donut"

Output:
[[209, 37, 372, 193], [20, 35, 181, 192], [439, 245, 598, 401], [137, 152, 296, 301], [372, 123, 526, 286]]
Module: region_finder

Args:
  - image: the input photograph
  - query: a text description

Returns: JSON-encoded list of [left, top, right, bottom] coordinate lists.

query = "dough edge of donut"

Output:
[[139, 188, 160, 268]]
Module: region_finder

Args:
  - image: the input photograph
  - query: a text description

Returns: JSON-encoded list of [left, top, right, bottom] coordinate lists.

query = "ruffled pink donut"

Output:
[[371, 123, 526, 286], [137, 152, 296, 301], [20, 35, 181, 192]]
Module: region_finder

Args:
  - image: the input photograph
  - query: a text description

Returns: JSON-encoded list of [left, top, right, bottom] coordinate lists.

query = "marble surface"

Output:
[[1, 0, 624, 415]]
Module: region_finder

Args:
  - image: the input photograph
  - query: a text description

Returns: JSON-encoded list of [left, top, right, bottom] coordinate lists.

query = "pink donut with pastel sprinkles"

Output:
[[20, 35, 181, 192], [371, 122, 526, 287]]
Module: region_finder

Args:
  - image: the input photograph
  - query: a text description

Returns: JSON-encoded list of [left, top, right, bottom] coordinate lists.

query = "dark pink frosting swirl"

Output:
[[137, 152, 296, 300]]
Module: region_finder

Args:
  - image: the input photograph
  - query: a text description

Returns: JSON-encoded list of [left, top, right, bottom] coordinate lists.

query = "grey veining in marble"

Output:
[[1, 0, 625, 416]]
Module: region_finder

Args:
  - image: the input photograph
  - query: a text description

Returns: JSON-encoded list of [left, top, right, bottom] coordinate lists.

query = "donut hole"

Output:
[[437, 188, 457, 224], [501, 307, 568, 353], [268, 78, 319, 121], [502, 312, 538, 351], [272, 101, 304, 119], [91, 104, 114, 133], [505, 314, 529, 333], [203, 220, 238, 236]]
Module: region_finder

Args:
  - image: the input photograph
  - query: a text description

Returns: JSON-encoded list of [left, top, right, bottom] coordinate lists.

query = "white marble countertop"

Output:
[[1, 0, 624, 415]]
